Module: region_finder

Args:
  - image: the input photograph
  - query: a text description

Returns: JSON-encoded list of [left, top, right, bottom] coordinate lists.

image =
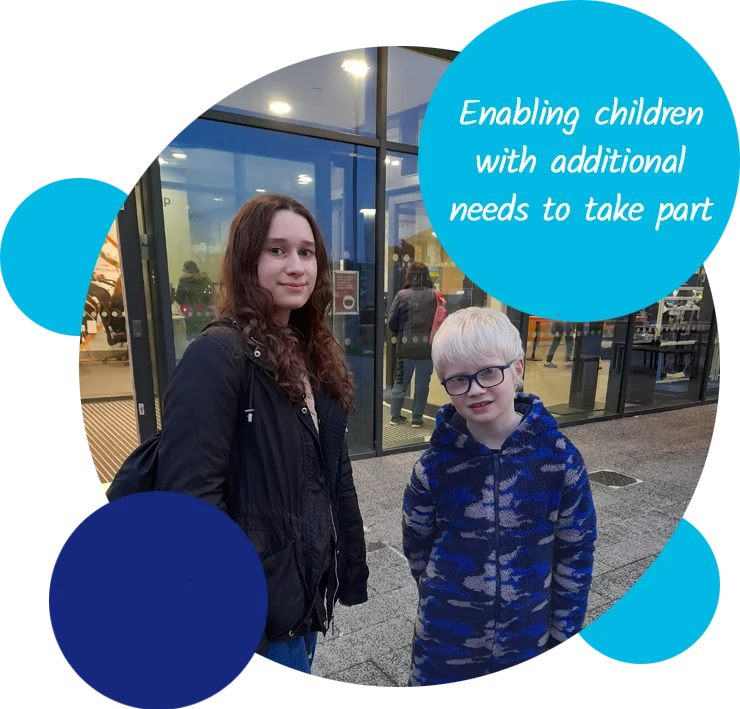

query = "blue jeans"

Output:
[[546, 325, 574, 363], [264, 632, 318, 674], [390, 358, 434, 420]]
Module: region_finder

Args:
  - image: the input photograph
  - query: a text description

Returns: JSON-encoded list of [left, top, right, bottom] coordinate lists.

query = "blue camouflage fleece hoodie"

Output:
[[402, 393, 597, 686]]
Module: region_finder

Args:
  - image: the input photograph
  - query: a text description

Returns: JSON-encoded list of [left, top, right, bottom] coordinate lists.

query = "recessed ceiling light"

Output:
[[297, 174, 313, 185], [341, 59, 370, 78], [269, 101, 292, 115], [172, 152, 187, 159], [256, 189, 266, 193]]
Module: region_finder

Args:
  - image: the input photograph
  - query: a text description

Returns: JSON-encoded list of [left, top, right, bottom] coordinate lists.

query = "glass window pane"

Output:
[[524, 317, 628, 422], [387, 47, 450, 145], [382, 151, 522, 451], [160, 119, 376, 455], [624, 266, 714, 411], [215, 48, 377, 138], [80, 219, 140, 489], [80, 219, 132, 399], [706, 330, 719, 400]]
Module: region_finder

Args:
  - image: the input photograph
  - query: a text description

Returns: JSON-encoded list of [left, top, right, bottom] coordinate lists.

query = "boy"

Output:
[[402, 307, 596, 686]]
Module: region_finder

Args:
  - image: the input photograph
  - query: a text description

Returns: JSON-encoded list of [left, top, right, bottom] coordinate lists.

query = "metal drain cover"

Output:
[[588, 469, 642, 488]]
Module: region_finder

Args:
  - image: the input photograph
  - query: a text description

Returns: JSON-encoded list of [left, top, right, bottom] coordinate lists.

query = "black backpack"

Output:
[[106, 431, 162, 501], [106, 324, 254, 504]]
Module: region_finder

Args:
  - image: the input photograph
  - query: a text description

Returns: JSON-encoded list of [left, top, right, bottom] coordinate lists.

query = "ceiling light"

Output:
[[342, 59, 370, 77], [359, 208, 376, 216], [391, 160, 400, 166], [384, 157, 391, 164], [269, 101, 292, 115], [256, 189, 266, 193], [158, 158, 168, 165], [213, 197, 224, 202], [297, 174, 313, 185], [172, 152, 187, 159]]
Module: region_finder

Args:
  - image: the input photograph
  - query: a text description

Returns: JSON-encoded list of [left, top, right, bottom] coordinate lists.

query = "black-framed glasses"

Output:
[[440, 362, 514, 396]]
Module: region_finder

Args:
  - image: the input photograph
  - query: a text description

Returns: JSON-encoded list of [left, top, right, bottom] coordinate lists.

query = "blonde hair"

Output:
[[432, 307, 525, 380]]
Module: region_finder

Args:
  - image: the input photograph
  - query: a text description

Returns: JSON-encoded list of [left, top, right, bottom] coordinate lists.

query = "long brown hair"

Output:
[[216, 193, 354, 414]]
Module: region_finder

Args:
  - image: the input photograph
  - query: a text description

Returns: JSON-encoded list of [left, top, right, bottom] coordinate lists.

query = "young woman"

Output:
[[388, 262, 438, 428], [155, 193, 369, 673]]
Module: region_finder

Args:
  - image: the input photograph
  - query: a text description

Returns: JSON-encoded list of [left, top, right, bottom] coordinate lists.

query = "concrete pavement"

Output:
[[312, 404, 717, 685]]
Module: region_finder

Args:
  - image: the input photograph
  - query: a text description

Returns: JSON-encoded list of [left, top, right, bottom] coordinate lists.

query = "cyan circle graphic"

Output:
[[419, 1, 739, 321], [580, 519, 720, 664]]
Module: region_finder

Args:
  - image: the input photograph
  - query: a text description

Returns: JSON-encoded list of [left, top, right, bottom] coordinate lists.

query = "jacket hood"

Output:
[[429, 392, 561, 456], [179, 272, 211, 282]]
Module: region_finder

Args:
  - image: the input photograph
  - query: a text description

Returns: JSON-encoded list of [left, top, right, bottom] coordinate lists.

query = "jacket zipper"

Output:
[[317, 437, 340, 630], [493, 451, 501, 624], [298, 408, 340, 633], [328, 497, 340, 630]]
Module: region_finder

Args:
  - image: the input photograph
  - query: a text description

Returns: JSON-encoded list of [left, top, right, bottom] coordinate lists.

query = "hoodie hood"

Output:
[[429, 392, 561, 457]]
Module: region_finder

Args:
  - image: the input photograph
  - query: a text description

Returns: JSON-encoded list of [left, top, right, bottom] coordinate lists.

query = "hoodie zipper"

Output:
[[493, 451, 501, 624]]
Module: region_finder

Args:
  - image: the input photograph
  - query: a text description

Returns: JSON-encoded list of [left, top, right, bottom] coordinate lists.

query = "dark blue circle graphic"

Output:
[[49, 492, 267, 709]]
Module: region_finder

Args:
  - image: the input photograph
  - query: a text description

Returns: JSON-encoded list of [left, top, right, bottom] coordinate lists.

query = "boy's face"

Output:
[[441, 353, 524, 426]]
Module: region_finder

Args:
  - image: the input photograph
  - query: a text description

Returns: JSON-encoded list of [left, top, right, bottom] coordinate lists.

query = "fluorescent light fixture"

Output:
[[359, 208, 376, 216], [172, 152, 187, 159], [269, 101, 292, 115], [391, 160, 400, 166], [256, 189, 266, 193], [213, 197, 224, 202], [341, 59, 370, 77], [158, 158, 168, 165], [297, 174, 313, 184]]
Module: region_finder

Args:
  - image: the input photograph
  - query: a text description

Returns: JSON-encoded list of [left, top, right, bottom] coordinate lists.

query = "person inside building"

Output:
[[176, 260, 216, 340], [544, 320, 574, 368], [154, 193, 369, 673], [388, 262, 439, 428]]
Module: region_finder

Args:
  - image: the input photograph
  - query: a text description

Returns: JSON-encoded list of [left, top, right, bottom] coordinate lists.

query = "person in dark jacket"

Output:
[[155, 193, 369, 674], [176, 260, 216, 340], [388, 262, 438, 427]]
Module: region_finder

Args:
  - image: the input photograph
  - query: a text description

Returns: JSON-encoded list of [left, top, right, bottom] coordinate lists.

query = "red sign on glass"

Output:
[[333, 270, 359, 315]]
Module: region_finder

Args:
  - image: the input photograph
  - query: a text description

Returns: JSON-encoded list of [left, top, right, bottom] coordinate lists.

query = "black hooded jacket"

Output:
[[154, 319, 369, 651]]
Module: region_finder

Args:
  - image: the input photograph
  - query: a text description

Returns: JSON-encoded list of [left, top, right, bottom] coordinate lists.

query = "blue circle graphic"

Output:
[[419, 1, 739, 321], [49, 492, 267, 709]]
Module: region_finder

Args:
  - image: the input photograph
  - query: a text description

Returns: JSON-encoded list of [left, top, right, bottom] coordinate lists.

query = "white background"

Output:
[[0, 1, 737, 707]]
